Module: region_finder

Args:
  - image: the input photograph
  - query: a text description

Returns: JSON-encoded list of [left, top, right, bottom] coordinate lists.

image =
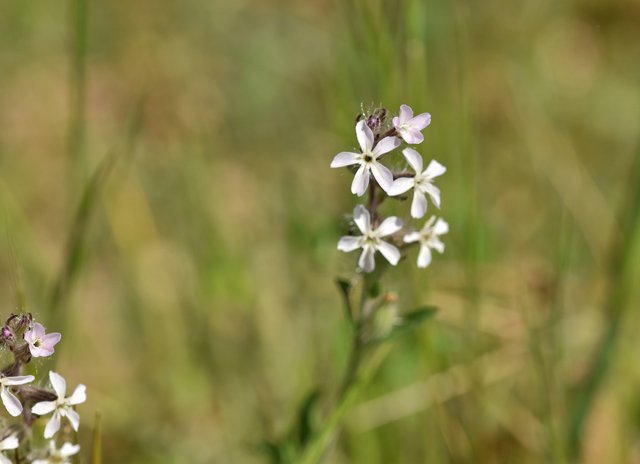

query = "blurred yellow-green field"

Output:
[[1, 0, 639, 462]]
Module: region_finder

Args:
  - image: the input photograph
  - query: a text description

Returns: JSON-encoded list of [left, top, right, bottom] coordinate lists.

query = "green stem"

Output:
[[298, 344, 390, 464]]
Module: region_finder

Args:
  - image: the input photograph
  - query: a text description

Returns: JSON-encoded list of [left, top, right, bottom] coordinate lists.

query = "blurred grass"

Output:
[[0, 0, 639, 462]]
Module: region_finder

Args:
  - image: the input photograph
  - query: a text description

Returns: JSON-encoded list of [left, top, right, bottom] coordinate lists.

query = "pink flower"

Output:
[[392, 104, 431, 144], [24, 323, 61, 358]]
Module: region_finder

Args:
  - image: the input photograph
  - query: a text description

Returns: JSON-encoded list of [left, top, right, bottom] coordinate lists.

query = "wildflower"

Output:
[[330, 120, 400, 196], [392, 104, 431, 144], [0, 433, 18, 464], [388, 148, 446, 218], [32, 441, 80, 464], [403, 216, 449, 268], [0, 375, 34, 417], [337, 205, 403, 273], [31, 372, 86, 439], [24, 323, 61, 358]]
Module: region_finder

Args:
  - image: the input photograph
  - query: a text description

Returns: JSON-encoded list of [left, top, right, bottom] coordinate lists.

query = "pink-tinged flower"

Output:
[[337, 205, 403, 273], [24, 323, 61, 358], [0, 375, 34, 417], [330, 120, 400, 196], [392, 104, 431, 144], [403, 216, 449, 268], [388, 148, 446, 218], [31, 372, 86, 439], [32, 441, 80, 464], [0, 433, 18, 464]]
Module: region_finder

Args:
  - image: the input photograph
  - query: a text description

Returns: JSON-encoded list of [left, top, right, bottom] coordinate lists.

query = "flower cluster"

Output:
[[331, 104, 449, 271], [0, 313, 86, 463]]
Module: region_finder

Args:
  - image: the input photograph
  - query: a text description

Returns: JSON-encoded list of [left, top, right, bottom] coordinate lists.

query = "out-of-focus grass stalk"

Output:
[[91, 412, 102, 464], [3, 213, 26, 312], [548, 210, 572, 463], [50, 101, 145, 336], [69, 0, 89, 183], [567, 142, 640, 458]]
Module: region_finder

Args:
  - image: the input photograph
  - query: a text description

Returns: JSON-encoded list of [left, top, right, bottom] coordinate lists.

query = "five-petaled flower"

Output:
[[24, 323, 61, 358], [388, 148, 446, 218], [32, 441, 80, 464], [337, 205, 403, 273], [403, 216, 449, 268], [32, 371, 86, 439], [0, 433, 18, 464], [392, 104, 431, 144], [0, 374, 34, 417], [330, 120, 400, 196]]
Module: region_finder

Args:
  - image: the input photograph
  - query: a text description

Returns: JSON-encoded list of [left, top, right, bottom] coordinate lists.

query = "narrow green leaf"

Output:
[[335, 278, 354, 326], [389, 306, 438, 339], [297, 390, 320, 446]]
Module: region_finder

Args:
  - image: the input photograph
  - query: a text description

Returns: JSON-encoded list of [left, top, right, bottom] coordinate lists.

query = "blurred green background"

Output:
[[0, 0, 639, 462]]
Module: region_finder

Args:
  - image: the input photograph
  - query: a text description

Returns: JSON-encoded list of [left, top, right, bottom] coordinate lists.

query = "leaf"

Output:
[[335, 278, 354, 326], [253, 441, 284, 464], [387, 306, 438, 340], [297, 390, 320, 446]]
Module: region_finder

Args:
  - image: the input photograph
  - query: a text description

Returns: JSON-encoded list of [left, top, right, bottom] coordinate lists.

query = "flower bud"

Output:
[[363, 292, 400, 343]]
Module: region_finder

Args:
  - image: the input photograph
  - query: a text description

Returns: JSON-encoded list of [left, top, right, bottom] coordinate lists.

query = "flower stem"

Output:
[[298, 342, 390, 464]]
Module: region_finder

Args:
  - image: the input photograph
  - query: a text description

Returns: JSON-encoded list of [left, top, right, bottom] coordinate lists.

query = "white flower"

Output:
[[0, 375, 34, 417], [0, 434, 19, 464], [330, 120, 400, 196], [32, 441, 80, 464], [392, 104, 431, 144], [31, 372, 86, 439], [388, 148, 446, 218], [337, 205, 403, 273], [403, 216, 449, 268]]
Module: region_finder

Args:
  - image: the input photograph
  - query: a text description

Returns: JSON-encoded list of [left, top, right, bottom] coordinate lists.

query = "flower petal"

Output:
[[424, 183, 441, 209], [425, 159, 446, 178], [410, 112, 431, 130], [32, 401, 57, 415], [1, 388, 22, 417], [353, 205, 371, 235], [398, 104, 413, 123], [402, 128, 424, 144], [0, 435, 18, 451], [370, 162, 394, 192], [371, 136, 399, 157], [417, 245, 433, 268], [44, 412, 61, 439], [358, 246, 376, 273], [387, 177, 414, 196], [430, 237, 445, 254], [351, 165, 370, 197], [403, 231, 421, 243], [402, 148, 423, 173], [60, 443, 81, 457], [330, 151, 360, 168], [377, 241, 401, 266], [33, 322, 46, 339], [376, 217, 403, 237], [68, 384, 86, 405], [1, 375, 34, 386], [30, 346, 54, 358], [411, 191, 428, 219], [337, 236, 361, 252], [65, 408, 80, 431], [434, 218, 449, 235], [49, 372, 66, 399], [355, 120, 373, 153]]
